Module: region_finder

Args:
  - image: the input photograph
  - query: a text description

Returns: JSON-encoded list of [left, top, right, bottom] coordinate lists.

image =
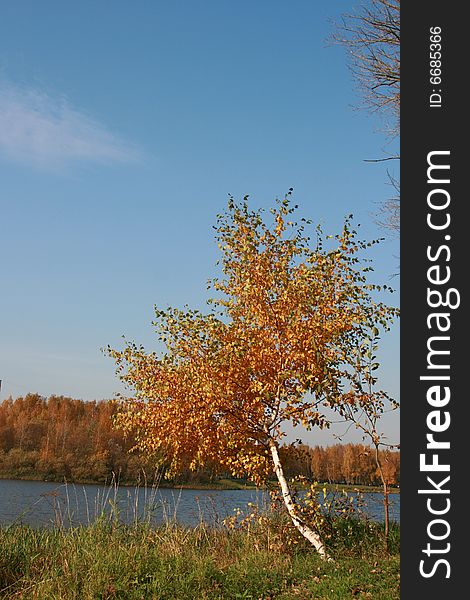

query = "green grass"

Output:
[[0, 517, 399, 599], [0, 473, 399, 494]]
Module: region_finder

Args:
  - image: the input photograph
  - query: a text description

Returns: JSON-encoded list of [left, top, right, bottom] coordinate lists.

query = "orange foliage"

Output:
[[0, 394, 151, 483], [0, 395, 399, 486], [108, 194, 398, 486]]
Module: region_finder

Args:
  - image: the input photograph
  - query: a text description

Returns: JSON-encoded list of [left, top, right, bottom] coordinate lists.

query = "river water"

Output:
[[0, 479, 399, 528]]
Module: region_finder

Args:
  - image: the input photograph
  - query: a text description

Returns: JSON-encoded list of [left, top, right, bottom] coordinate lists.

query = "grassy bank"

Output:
[[0, 473, 257, 490], [0, 473, 398, 494], [0, 517, 399, 599]]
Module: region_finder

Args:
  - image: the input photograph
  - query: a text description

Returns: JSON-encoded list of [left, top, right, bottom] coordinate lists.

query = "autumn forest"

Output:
[[0, 394, 399, 487]]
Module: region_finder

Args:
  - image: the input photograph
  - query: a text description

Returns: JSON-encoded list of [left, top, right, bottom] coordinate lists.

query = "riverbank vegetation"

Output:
[[0, 394, 399, 489], [0, 512, 399, 599]]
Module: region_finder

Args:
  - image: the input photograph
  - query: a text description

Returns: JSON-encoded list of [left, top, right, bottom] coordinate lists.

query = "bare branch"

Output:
[[332, 0, 400, 235]]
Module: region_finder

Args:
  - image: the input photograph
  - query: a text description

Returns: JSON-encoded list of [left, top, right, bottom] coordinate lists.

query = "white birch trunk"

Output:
[[269, 439, 329, 559]]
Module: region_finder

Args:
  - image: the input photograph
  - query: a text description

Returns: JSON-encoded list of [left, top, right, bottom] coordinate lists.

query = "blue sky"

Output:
[[0, 1, 399, 446]]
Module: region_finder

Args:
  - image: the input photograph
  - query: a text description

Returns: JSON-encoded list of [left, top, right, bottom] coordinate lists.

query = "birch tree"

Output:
[[107, 193, 397, 557], [335, 327, 399, 550]]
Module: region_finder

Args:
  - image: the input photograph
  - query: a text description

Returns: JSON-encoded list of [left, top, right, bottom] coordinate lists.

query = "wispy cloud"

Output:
[[0, 81, 141, 169]]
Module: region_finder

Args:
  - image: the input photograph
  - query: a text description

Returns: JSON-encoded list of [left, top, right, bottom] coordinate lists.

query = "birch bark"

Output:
[[268, 439, 328, 559]]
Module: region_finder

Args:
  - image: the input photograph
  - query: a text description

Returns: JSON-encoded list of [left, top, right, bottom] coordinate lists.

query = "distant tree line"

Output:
[[0, 394, 399, 486], [279, 443, 399, 487]]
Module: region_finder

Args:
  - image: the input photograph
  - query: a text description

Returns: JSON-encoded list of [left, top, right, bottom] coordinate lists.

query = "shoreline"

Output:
[[0, 474, 399, 494]]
